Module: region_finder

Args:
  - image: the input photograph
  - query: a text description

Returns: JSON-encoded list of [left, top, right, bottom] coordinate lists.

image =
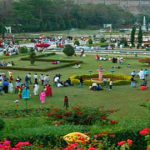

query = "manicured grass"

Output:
[[0, 53, 149, 144]]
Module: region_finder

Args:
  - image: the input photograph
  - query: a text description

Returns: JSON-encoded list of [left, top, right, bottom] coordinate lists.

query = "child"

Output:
[[109, 79, 113, 90], [64, 96, 69, 110], [40, 90, 46, 104]]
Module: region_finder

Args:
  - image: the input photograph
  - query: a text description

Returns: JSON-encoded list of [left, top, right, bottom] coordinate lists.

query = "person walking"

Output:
[[109, 79, 113, 90], [64, 96, 69, 110]]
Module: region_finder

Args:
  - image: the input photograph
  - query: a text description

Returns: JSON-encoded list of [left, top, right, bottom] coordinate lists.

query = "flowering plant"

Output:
[[0, 140, 32, 150], [139, 128, 150, 150], [118, 139, 133, 150]]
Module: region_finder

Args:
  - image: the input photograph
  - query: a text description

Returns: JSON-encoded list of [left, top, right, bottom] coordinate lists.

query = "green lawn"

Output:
[[0, 53, 149, 145]]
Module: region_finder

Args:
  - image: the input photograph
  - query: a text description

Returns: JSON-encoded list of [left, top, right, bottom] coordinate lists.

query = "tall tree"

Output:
[[130, 26, 136, 47], [138, 25, 143, 48]]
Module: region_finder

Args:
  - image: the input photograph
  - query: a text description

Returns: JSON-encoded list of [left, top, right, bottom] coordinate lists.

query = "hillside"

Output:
[[74, 0, 150, 15]]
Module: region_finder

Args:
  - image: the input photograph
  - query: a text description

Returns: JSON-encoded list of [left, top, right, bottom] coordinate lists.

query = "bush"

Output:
[[99, 42, 109, 48], [88, 39, 93, 45], [29, 48, 36, 65], [0, 118, 5, 130], [83, 80, 93, 86], [100, 38, 106, 43], [63, 45, 75, 56], [71, 79, 80, 85], [19, 46, 28, 54], [74, 40, 80, 46]]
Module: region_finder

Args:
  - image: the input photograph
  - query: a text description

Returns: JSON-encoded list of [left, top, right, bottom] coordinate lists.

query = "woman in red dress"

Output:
[[46, 84, 53, 97]]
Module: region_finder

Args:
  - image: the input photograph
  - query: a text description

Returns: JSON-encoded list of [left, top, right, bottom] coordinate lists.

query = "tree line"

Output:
[[0, 0, 142, 33]]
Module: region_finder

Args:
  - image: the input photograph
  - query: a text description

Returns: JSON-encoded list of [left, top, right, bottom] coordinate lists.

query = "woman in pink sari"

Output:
[[40, 90, 46, 104]]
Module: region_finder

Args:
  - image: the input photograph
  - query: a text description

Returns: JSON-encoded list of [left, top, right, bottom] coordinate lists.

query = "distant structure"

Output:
[[142, 16, 147, 32]]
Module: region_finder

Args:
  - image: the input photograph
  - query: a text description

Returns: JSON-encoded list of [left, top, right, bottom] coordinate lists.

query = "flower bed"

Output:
[[47, 106, 119, 126], [139, 58, 150, 65], [70, 74, 131, 86], [63, 128, 150, 150]]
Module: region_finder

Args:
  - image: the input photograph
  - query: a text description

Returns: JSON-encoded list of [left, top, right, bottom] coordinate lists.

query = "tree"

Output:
[[63, 44, 75, 56], [130, 26, 136, 47], [29, 48, 36, 65], [138, 26, 143, 48]]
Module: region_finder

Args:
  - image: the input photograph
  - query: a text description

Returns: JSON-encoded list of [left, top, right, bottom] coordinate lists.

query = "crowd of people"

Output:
[[0, 72, 75, 105], [130, 69, 149, 90]]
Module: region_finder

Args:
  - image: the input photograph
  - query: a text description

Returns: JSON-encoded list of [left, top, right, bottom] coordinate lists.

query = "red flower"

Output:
[[48, 113, 53, 117], [64, 143, 78, 150], [55, 115, 63, 119], [127, 139, 133, 147], [110, 120, 118, 125], [77, 111, 82, 116], [88, 147, 97, 150], [118, 141, 126, 146], [139, 128, 150, 136], [100, 116, 107, 120], [64, 112, 72, 116], [3, 140, 11, 146], [109, 134, 115, 138], [15, 141, 31, 148]]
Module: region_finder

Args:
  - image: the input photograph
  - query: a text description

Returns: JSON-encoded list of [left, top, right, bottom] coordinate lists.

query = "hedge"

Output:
[[20, 52, 56, 60], [70, 74, 131, 86], [1, 125, 148, 149], [0, 61, 83, 72], [0, 53, 83, 72]]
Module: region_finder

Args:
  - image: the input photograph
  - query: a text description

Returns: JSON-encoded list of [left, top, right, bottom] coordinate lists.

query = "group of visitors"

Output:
[[0, 61, 15, 67], [89, 78, 113, 91], [130, 69, 149, 89], [53, 74, 73, 87], [112, 57, 124, 64]]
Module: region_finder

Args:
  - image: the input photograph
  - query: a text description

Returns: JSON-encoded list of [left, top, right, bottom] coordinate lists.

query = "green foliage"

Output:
[[138, 26, 143, 48], [74, 40, 80, 46], [29, 48, 36, 65], [130, 26, 136, 47], [19, 46, 28, 54], [63, 45, 75, 56], [99, 42, 109, 48], [119, 37, 128, 47], [0, 118, 5, 131], [88, 39, 93, 45], [100, 38, 106, 43]]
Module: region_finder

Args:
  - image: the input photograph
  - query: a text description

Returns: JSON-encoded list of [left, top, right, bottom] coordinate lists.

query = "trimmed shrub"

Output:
[[19, 46, 28, 54], [63, 45, 75, 56], [71, 79, 80, 85], [70, 74, 131, 86], [83, 79, 93, 86], [29, 48, 36, 65]]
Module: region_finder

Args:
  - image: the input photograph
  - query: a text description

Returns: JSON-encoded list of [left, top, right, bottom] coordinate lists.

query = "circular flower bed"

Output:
[[70, 74, 131, 86]]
